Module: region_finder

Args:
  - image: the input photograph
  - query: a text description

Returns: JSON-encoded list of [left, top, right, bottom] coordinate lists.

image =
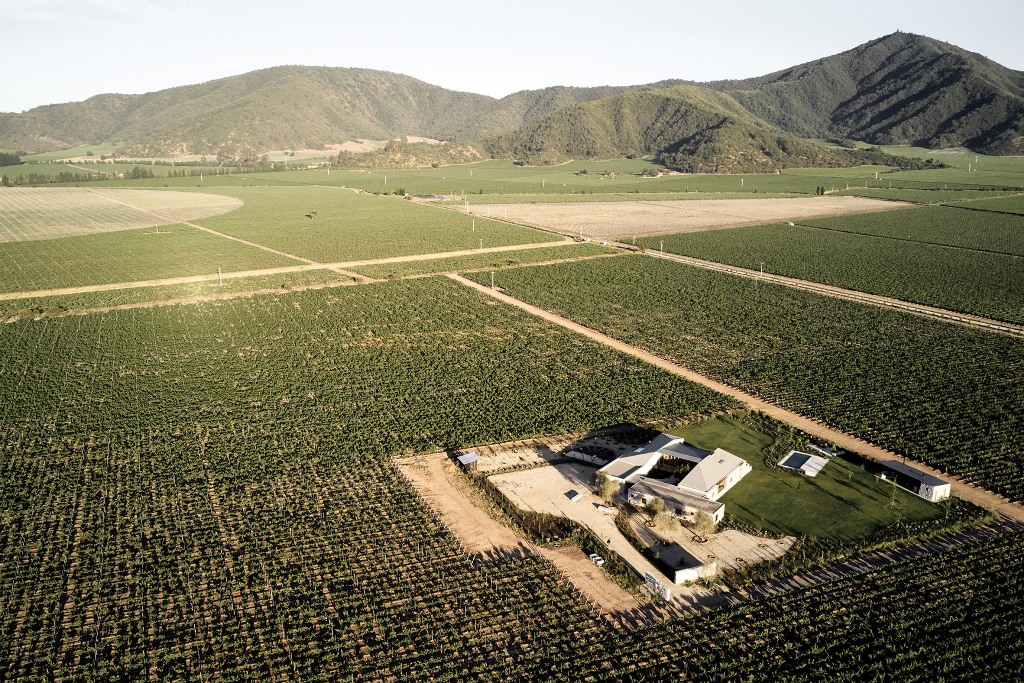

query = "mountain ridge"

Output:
[[1, 32, 1021, 160]]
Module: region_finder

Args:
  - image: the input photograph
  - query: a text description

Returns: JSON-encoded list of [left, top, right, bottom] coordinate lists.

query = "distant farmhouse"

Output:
[[880, 460, 951, 503], [577, 433, 751, 523]]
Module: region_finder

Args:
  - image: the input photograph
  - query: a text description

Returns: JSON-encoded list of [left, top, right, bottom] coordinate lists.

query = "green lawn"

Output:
[[671, 415, 944, 541]]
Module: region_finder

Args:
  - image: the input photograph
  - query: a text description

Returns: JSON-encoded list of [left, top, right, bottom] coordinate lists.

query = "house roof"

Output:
[[661, 441, 713, 463], [679, 448, 746, 494], [882, 460, 948, 488], [632, 432, 684, 455], [629, 477, 724, 515], [598, 450, 661, 481]]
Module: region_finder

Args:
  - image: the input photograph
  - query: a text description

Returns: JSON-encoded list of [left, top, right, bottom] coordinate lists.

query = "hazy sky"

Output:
[[4, 0, 1023, 113]]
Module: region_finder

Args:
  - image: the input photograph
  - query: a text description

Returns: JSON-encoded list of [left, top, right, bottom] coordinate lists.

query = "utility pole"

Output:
[[490, 272, 495, 289], [479, 239, 483, 253]]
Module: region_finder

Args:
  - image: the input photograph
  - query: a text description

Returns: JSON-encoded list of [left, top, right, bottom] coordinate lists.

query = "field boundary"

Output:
[[448, 273, 1024, 522], [634, 248, 1024, 337]]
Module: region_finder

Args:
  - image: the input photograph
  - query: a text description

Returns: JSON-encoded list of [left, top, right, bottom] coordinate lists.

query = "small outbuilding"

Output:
[[879, 460, 951, 502]]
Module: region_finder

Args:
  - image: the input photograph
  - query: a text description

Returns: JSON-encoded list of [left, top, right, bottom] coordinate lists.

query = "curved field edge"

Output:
[[466, 256, 1024, 502]]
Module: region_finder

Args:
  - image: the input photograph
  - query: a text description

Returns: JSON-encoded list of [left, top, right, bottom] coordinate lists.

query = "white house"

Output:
[[598, 433, 751, 521], [880, 460, 951, 503]]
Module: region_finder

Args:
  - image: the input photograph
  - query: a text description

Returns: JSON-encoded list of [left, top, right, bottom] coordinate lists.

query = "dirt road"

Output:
[[396, 452, 642, 615], [640, 248, 1024, 338], [448, 273, 1024, 523]]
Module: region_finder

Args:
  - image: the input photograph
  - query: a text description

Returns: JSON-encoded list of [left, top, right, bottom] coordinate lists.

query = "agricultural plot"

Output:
[[0, 268, 349, 320], [0, 225, 298, 293], [580, 530, 1024, 681], [193, 186, 555, 262], [835, 187, 1022, 204], [799, 205, 1024, 255], [466, 256, 1024, 501], [0, 187, 242, 241], [0, 278, 740, 680], [466, 196, 904, 240], [348, 242, 619, 279], [946, 194, 1024, 215], [641, 223, 1024, 323]]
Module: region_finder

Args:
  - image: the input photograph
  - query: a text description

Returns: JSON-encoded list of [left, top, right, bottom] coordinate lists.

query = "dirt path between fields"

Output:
[[396, 452, 642, 616], [448, 273, 1024, 523], [638, 248, 1024, 338], [0, 241, 572, 302]]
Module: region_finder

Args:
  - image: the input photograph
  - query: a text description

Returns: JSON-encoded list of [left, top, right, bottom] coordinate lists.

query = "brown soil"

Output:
[[395, 452, 642, 615], [467, 196, 909, 240]]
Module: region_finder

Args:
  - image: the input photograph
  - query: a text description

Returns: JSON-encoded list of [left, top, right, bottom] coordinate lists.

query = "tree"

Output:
[[1, 175, 10, 187], [646, 497, 680, 533], [0, 152, 21, 167], [595, 473, 618, 503], [689, 510, 716, 541]]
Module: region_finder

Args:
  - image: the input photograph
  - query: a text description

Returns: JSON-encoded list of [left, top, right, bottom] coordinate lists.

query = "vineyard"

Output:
[[0, 187, 242, 242], [639, 222, 1024, 323], [0, 278, 743, 679], [799, 206, 1024, 255], [0, 225, 297, 293], [348, 242, 619, 279], [191, 186, 555, 263], [947, 194, 1024, 215], [466, 256, 1024, 501]]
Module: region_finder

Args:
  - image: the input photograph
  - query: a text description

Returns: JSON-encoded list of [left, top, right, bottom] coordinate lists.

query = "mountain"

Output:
[[1, 33, 1021, 159], [0, 66, 497, 157], [706, 32, 1024, 155], [483, 85, 880, 172]]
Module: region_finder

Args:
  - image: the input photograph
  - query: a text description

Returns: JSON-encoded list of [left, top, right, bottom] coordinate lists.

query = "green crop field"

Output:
[[191, 186, 558, 262], [835, 187, 1022, 204], [467, 256, 1024, 501], [0, 279, 740, 679], [0, 224, 299, 293], [946, 194, 1024, 215], [640, 222, 1024, 324], [0, 268, 349, 319], [584, 530, 1024, 681], [801, 205, 1024, 255], [348, 242, 619, 279]]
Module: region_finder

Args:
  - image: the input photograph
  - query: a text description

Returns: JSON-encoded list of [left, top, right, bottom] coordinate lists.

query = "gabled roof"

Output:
[[882, 460, 949, 488], [598, 450, 661, 481], [632, 432, 684, 455], [629, 477, 724, 516], [678, 448, 746, 494], [661, 441, 713, 463]]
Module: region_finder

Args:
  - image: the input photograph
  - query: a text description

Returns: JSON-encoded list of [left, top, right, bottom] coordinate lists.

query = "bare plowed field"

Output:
[[0, 187, 242, 242], [468, 196, 909, 239]]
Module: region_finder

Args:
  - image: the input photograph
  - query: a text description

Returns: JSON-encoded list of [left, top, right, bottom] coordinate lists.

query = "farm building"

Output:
[[627, 477, 726, 524], [597, 433, 750, 520], [879, 460, 951, 502], [778, 450, 830, 477]]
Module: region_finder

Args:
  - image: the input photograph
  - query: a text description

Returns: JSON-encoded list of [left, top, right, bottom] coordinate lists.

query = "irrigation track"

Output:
[[0, 239, 573, 302], [613, 517, 1023, 627], [633, 247, 1024, 338], [448, 273, 1024, 523]]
